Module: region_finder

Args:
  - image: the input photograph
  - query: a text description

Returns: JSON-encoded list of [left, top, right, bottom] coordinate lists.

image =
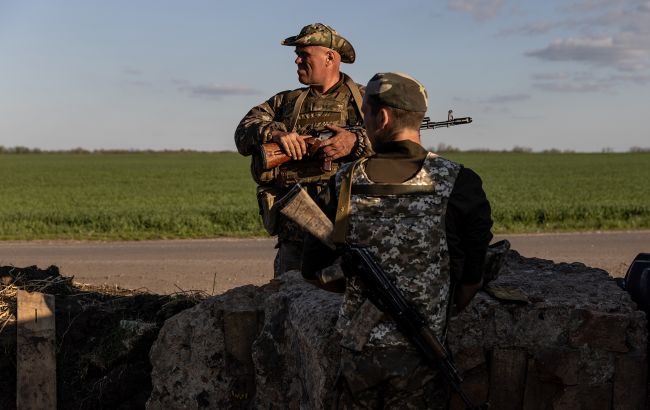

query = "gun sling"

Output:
[[288, 77, 364, 133], [332, 158, 363, 245], [351, 184, 436, 196], [333, 158, 439, 243]]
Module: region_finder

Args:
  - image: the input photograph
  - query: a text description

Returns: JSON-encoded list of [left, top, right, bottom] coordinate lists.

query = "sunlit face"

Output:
[[294, 46, 330, 86]]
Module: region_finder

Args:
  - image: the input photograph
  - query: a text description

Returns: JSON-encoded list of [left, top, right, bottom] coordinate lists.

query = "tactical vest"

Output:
[[253, 75, 363, 187], [335, 153, 461, 349]]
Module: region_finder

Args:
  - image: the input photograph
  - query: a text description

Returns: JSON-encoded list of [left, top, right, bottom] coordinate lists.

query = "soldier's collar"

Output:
[[310, 73, 346, 96], [373, 140, 426, 157]]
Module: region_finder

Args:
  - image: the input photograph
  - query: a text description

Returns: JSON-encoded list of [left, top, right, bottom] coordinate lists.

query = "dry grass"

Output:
[[0, 267, 209, 336], [0, 268, 73, 333]]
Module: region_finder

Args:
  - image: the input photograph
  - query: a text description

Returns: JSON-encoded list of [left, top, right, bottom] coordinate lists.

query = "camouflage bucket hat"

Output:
[[366, 72, 428, 112], [281, 23, 356, 64]]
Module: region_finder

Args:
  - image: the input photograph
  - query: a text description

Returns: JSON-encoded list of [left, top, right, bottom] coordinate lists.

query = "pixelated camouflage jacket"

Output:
[[336, 153, 461, 350]]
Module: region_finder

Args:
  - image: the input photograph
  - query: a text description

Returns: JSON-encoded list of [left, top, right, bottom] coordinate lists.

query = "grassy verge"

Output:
[[445, 152, 650, 232], [1, 151, 648, 239], [0, 152, 264, 239]]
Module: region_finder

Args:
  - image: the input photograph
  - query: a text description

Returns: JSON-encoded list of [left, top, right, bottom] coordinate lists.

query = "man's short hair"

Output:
[[367, 97, 425, 132]]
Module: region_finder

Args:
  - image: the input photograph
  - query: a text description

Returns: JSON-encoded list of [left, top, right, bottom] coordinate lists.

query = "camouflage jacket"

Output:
[[336, 153, 462, 350], [235, 73, 372, 241], [234, 73, 371, 186]]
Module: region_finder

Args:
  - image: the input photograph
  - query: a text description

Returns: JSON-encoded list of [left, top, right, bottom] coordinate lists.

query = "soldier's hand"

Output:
[[271, 131, 309, 160], [319, 125, 356, 161]]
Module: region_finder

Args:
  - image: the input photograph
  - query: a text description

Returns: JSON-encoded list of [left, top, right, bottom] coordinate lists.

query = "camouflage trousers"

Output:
[[273, 239, 303, 277], [333, 346, 448, 409]]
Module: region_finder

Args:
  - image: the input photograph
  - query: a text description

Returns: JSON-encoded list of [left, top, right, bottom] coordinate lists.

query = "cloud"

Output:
[[531, 71, 615, 92], [123, 67, 143, 76], [126, 80, 153, 87], [121, 68, 153, 87], [497, 0, 650, 76], [531, 72, 571, 81], [529, 70, 650, 92], [532, 81, 612, 93], [526, 36, 649, 72], [610, 72, 650, 85], [483, 93, 531, 104], [450, 93, 530, 116], [497, 21, 560, 36], [561, 0, 632, 13], [180, 84, 261, 99], [453, 93, 531, 105], [447, 0, 505, 20]]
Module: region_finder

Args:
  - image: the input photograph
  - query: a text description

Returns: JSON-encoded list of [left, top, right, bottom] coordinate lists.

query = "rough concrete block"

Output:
[[534, 348, 580, 385], [522, 359, 564, 410], [613, 354, 647, 410], [223, 310, 258, 365], [449, 365, 489, 410], [569, 310, 630, 352], [489, 348, 528, 410]]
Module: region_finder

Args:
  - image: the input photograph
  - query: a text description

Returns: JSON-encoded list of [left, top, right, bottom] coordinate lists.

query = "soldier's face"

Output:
[[294, 46, 329, 86]]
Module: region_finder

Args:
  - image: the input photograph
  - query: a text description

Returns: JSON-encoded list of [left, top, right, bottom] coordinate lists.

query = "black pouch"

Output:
[[619, 253, 650, 313]]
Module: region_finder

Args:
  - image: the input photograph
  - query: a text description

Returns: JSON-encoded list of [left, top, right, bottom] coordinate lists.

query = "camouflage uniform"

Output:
[[234, 23, 371, 276], [324, 72, 474, 409], [333, 154, 460, 409]]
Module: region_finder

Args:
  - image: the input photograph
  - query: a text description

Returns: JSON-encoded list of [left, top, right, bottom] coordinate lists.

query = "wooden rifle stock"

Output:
[[260, 136, 329, 170]]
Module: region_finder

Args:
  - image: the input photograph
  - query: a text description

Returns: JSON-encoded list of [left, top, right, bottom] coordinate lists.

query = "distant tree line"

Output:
[[0, 146, 207, 154], [1, 145, 649, 155], [429, 143, 650, 154]]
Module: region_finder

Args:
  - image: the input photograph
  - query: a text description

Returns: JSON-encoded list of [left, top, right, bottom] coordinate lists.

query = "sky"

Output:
[[1, 0, 648, 152]]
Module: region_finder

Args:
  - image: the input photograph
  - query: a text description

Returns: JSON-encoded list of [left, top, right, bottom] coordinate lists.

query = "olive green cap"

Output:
[[366, 72, 428, 112], [281, 23, 356, 64]]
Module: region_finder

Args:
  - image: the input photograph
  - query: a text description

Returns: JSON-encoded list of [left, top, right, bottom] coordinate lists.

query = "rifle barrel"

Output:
[[420, 117, 472, 130]]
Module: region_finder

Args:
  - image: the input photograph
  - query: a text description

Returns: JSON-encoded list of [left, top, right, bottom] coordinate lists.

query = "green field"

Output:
[[1, 151, 649, 240]]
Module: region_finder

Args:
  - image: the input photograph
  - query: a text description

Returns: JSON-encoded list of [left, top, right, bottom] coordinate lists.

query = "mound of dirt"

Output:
[[0, 265, 204, 410]]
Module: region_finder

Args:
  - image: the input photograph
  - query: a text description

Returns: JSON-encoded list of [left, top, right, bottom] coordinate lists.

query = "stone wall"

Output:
[[0, 265, 199, 410], [146, 252, 648, 409]]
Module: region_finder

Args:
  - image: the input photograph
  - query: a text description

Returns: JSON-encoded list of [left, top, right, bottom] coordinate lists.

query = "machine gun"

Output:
[[258, 113, 472, 171], [273, 184, 484, 409]]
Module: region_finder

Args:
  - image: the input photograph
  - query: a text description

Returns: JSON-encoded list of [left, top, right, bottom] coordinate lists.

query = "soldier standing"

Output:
[[302, 72, 493, 408], [235, 23, 371, 276]]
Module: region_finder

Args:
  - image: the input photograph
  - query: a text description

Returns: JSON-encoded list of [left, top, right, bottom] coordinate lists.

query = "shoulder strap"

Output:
[[351, 184, 436, 196], [289, 88, 309, 132], [344, 76, 364, 122], [333, 158, 365, 245]]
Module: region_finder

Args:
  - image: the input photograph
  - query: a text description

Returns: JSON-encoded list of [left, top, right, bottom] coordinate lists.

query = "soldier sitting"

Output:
[[302, 72, 493, 408]]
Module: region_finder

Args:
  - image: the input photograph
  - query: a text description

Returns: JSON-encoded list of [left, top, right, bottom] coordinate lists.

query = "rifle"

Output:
[[274, 184, 483, 409], [259, 114, 472, 171]]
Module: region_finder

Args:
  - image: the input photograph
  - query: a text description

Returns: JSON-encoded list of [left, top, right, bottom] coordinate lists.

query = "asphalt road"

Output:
[[1, 230, 648, 295]]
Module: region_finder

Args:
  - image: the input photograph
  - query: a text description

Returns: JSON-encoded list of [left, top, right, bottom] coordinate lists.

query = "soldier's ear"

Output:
[[378, 108, 390, 129]]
